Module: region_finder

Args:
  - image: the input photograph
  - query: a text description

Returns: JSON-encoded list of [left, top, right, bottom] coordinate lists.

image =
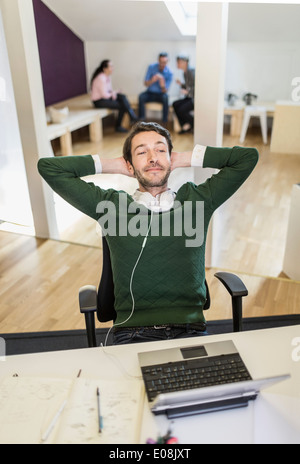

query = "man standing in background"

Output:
[[139, 53, 173, 124]]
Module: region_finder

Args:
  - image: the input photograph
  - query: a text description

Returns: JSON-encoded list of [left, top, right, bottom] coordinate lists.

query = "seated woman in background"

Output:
[[91, 60, 138, 133]]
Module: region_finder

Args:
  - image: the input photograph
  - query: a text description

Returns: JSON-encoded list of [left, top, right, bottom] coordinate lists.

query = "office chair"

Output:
[[79, 237, 248, 348]]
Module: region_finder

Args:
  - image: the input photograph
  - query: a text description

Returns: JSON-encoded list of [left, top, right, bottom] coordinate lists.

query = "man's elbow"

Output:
[[37, 157, 52, 181], [37, 158, 46, 177], [242, 147, 259, 170], [249, 147, 259, 168]]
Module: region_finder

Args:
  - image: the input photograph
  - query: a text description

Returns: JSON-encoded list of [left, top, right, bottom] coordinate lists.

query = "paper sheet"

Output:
[[0, 377, 144, 444], [55, 378, 144, 444], [0, 377, 73, 444]]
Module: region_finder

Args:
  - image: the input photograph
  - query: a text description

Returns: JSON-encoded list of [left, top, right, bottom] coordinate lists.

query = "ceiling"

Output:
[[42, 0, 184, 41], [42, 0, 300, 43]]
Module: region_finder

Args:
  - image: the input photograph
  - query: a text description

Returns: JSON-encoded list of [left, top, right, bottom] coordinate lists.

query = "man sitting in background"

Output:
[[139, 53, 173, 124]]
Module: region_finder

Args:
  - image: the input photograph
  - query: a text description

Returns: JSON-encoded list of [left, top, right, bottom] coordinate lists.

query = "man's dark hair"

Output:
[[123, 122, 173, 165], [159, 52, 169, 59]]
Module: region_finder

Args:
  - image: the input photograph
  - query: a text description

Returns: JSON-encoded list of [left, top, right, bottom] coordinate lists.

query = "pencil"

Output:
[[97, 388, 103, 433]]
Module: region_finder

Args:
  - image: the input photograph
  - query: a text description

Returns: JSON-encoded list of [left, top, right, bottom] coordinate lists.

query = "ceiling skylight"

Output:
[[165, 1, 197, 36], [180, 2, 198, 19]]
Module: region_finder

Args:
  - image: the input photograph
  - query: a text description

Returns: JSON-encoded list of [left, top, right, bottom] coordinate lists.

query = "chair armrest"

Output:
[[79, 285, 97, 347], [214, 272, 248, 332], [214, 272, 248, 298], [79, 285, 98, 313]]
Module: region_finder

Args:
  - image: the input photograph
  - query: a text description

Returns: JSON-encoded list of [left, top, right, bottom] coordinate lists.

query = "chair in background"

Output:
[[79, 237, 249, 347], [240, 106, 268, 144]]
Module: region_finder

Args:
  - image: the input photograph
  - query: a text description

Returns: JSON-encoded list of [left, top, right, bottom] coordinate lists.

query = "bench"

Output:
[[46, 94, 114, 156]]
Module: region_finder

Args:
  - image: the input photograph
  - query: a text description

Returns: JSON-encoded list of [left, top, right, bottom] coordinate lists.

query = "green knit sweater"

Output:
[[38, 146, 258, 327]]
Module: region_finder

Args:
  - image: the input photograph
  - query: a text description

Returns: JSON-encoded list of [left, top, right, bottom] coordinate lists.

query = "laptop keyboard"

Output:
[[141, 353, 253, 402]]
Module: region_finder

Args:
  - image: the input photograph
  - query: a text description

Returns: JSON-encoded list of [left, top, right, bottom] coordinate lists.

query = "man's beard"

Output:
[[133, 164, 171, 189]]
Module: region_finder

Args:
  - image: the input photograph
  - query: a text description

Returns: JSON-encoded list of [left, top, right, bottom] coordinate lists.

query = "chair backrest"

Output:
[[97, 237, 210, 323], [97, 236, 116, 322], [204, 280, 210, 310]]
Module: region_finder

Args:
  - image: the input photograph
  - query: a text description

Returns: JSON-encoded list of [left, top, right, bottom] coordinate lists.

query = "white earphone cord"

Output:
[[103, 210, 154, 348]]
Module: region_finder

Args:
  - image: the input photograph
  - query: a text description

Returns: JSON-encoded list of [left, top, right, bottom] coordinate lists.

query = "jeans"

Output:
[[138, 91, 169, 122], [113, 325, 208, 345]]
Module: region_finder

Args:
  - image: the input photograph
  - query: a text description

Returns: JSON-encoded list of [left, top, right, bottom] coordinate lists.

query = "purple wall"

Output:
[[32, 0, 87, 106]]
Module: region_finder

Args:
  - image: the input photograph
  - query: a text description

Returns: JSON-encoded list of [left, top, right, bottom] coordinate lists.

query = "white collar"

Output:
[[132, 189, 176, 212]]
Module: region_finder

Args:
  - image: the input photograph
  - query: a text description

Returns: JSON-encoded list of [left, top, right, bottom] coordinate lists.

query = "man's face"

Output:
[[127, 131, 171, 191], [177, 59, 187, 70], [158, 56, 168, 72]]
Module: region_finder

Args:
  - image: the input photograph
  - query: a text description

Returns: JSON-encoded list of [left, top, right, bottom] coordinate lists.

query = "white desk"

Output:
[[1, 325, 300, 444]]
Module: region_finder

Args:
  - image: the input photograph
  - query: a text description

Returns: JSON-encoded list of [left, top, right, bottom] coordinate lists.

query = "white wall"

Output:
[[85, 40, 196, 98], [226, 42, 300, 102]]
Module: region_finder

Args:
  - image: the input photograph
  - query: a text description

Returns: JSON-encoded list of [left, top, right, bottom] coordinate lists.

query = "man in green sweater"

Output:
[[38, 122, 258, 344]]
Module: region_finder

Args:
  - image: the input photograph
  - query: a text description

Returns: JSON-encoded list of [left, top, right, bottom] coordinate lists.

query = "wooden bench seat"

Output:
[[46, 94, 114, 156]]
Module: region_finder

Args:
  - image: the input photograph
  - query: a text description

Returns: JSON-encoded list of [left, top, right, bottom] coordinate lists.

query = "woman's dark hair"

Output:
[[91, 60, 110, 85], [123, 122, 173, 165]]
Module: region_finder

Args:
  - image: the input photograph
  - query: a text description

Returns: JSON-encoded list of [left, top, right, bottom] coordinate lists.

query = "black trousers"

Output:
[[113, 324, 208, 345], [173, 97, 194, 128], [92, 93, 137, 128]]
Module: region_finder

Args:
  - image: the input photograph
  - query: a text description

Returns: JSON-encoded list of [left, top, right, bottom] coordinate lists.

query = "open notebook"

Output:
[[0, 376, 144, 444]]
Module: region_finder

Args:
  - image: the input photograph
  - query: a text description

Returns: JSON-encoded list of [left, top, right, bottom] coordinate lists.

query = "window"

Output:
[[165, 1, 197, 36]]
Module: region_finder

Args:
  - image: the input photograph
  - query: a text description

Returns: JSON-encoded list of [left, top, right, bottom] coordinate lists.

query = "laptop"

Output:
[[138, 340, 290, 418]]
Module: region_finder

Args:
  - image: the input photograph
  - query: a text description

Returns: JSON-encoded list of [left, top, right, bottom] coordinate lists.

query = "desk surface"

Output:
[[1, 325, 300, 444]]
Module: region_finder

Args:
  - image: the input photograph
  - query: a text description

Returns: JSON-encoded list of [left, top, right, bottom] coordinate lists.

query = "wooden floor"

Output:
[[0, 124, 300, 333]]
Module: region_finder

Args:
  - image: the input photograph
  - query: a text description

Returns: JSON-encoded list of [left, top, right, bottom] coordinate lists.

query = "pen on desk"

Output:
[[97, 387, 103, 433], [41, 399, 67, 444]]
